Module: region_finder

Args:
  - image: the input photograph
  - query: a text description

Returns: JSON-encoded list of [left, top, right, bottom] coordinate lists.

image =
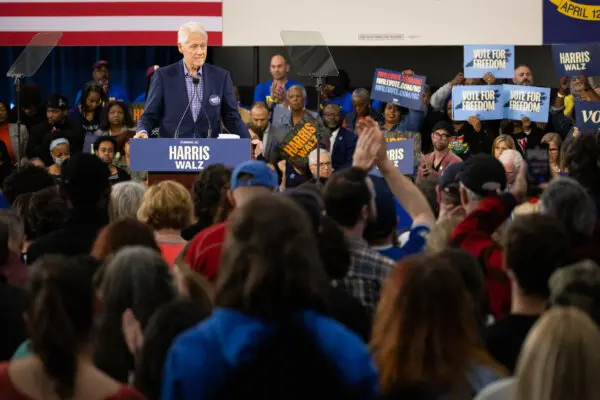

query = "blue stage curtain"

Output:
[[0, 46, 208, 107]]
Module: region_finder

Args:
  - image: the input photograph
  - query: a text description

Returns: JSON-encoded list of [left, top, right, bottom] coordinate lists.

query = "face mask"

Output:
[[55, 156, 66, 166]]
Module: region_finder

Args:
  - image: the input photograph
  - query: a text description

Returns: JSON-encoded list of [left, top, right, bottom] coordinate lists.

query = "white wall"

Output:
[[223, 0, 542, 46]]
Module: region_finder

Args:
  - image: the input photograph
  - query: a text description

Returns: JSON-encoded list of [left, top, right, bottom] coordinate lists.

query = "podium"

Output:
[[130, 138, 252, 190]]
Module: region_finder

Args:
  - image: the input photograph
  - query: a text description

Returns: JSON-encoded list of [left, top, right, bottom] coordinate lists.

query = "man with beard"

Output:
[[27, 94, 85, 166], [324, 167, 395, 315], [417, 121, 462, 181], [253, 54, 302, 107], [323, 103, 357, 171], [247, 102, 274, 161], [74, 60, 130, 105]]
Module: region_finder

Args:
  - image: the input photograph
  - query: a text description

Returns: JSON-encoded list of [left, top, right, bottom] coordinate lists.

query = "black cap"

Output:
[[459, 154, 506, 197], [432, 121, 454, 135], [47, 93, 68, 110], [438, 162, 464, 195]]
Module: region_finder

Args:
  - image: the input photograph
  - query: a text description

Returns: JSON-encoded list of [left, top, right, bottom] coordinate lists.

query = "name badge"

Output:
[[209, 95, 221, 106]]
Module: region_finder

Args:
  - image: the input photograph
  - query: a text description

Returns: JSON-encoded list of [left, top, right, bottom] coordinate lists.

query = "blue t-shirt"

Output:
[[253, 79, 302, 104], [324, 92, 353, 115], [374, 225, 430, 261], [74, 83, 130, 106]]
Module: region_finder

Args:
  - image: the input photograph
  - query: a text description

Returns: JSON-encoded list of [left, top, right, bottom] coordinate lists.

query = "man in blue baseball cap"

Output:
[[183, 160, 278, 281]]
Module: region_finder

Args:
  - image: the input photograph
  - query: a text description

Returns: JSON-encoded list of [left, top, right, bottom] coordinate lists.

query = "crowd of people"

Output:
[[0, 47, 599, 399]]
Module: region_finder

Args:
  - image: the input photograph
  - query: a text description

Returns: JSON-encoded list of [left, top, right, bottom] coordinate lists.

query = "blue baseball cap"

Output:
[[230, 160, 278, 190]]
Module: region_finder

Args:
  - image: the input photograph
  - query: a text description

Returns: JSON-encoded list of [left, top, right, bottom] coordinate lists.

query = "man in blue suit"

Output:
[[136, 22, 249, 139], [322, 103, 357, 171]]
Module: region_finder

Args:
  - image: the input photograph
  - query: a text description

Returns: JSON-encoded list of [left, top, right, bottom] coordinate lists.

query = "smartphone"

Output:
[[526, 143, 550, 187]]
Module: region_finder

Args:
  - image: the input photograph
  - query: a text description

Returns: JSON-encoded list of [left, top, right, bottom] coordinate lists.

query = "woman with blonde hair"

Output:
[[476, 307, 600, 400], [491, 135, 516, 159], [372, 253, 504, 399], [137, 180, 194, 266]]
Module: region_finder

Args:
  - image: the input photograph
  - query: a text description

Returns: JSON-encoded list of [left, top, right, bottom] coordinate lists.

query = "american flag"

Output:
[[0, 0, 223, 46]]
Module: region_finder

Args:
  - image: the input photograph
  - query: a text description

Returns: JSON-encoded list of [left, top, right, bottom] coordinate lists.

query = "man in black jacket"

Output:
[[27, 94, 85, 165]]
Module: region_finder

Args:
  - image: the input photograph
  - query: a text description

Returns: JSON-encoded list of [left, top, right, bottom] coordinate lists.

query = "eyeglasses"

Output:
[[434, 132, 452, 139], [311, 162, 332, 168]]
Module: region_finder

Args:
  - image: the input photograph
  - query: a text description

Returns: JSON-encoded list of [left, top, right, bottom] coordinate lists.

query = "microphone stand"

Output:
[[13, 75, 24, 169], [309, 73, 326, 188]]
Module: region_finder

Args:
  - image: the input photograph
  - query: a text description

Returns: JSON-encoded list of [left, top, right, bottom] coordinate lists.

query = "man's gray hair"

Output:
[[352, 88, 370, 98], [308, 148, 330, 165], [540, 177, 597, 240], [498, 149, 523, 170], [288, 85, 307, 99], [110, 181, 147, 221], [177, 21, 207, 44]]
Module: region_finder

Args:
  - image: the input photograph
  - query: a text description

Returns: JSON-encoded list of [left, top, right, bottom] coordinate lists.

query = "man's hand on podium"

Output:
[[134, 131, 149, 139]]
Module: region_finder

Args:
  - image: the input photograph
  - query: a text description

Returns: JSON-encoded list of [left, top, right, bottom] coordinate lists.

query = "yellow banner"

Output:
[[550, 0, 600, 21]]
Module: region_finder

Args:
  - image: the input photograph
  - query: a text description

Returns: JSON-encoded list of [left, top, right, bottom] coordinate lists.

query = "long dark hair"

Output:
[[79, 82, 105, 114], [101, 101, 134, 130], [27, 255, 98, 398]]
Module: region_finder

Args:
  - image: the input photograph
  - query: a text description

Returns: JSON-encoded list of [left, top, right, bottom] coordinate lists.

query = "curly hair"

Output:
[[191, 164, 232, 219], [563, 132, 600, 194]]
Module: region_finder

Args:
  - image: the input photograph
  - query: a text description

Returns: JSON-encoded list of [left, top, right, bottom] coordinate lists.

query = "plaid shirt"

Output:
[[333, 236, 395, 315], [183, 61, 204, 122]]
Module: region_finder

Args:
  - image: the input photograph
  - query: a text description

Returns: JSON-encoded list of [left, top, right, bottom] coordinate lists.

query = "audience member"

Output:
[[498, 149, 523, 189], [162, 194, 377, 399], [344, 88, 382, 132], [109, 181, 146, 221], [253, 54, 300, 107], [183, 160, 278, 281], [0, 213, 26, 287], [0, 255, 144, 399], [93, 136, 131, 184], [47, 137, 70, 180], [74, 60, 130, 105], [491, 134, 516, 159], [90, 218, 160, 262], [2, 165, 55, 206], [182, 164, 232, 240], [100, 101, 135, 137], [322, 103, 357, 171], [137, 180, 193, 266], [67, 82, 103, 136], [27, 153, 110, 264], [418, 121, 462, 181], [94, 247, 175, 384], [0, 99, 28, 165], [485, 214, 572, 373]]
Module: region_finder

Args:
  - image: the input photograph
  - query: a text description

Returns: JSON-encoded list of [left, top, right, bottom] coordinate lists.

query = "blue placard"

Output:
[[129, 138, 251, 172], [369, 139, 414, 176], [451, 85, 504, 121], [463, 45, 515, 79], [575, 100, 600, 132], [544, 0, 600, 44], [83, 134, 96, 154], [551, 43, 600, 76], [502, 85, 551, 123], [370, 69, 426, 110]]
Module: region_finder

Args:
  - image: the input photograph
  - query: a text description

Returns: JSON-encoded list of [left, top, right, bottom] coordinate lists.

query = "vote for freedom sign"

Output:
[[503, 85, 551, 123], [575, 101, 600, 133], [452, 85, 504, 121], [463, 45, 515, 79]]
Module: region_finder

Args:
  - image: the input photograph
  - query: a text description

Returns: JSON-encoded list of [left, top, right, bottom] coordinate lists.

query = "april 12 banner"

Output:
[[503, 85, 551, 123], [369, 139, 414, 176], [129, 138, 251, 172], [575, 100, 600, 132], [544, 0, 600, 43], [463, 45, 515, 79], [551, 43, 600, 76], [370, 69, 426, 110], [452, 85, 504, 121]]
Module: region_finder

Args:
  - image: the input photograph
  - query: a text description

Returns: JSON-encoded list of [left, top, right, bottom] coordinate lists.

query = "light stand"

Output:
[[310, 73, 327, 187], [13, 75, 24, 169]]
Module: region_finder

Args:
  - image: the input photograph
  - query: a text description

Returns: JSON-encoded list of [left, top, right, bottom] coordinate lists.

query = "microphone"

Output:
[[174, 83, 196, 139], [191, 77, 212, 138]]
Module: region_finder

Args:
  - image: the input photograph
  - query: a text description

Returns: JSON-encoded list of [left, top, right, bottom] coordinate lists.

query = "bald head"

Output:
[[323, 103, 342, 130], [270, 54, 289, 80], [514, 65, 533, 86]]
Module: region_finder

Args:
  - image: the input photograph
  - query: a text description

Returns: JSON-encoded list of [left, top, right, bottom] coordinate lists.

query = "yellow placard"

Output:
[[550, 0, 600, 21]]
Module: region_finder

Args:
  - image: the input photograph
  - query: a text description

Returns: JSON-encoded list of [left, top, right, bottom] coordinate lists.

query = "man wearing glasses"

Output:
[[308, 148, 334, 180], [417, 121, 462, 180]]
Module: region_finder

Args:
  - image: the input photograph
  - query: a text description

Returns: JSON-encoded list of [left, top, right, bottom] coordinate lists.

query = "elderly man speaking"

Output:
[[136, 22, 249, 139]]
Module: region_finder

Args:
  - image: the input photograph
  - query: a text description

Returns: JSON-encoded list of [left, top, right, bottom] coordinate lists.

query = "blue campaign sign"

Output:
[[129, 138, 251, 172], [452, 85, 504, 121], [502, 85, 551, 123], [575, 100, 600, 132], [463, 45, 515, 79], [544, 0, 600, 44], [83, 134, 97, 154], [370, 69, 426, 110], [551, 43, 600, 76], [369, 139, 414, 176]]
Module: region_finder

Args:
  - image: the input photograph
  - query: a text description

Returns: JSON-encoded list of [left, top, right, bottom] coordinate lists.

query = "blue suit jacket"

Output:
[[331, 127, 357, 171], [137, 60, 249, 138]]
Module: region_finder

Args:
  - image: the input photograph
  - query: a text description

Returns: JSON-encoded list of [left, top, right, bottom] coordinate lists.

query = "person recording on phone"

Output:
[[417, 121, 462, 181], [135, 22, 249, 139]]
